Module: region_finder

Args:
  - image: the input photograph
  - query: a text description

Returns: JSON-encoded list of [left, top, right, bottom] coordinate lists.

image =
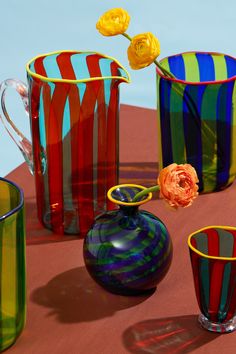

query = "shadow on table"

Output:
[[25, 199, 76, 245], [31, 266, 154, 323], [122, 315, 220, 354], [25, 162, 158, 245], [119, 162, 158, 187]]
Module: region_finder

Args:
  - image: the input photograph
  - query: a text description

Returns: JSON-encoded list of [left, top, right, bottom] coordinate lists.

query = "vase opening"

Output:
[[158, 51, 236, 84], [107, 184, 152, 207]]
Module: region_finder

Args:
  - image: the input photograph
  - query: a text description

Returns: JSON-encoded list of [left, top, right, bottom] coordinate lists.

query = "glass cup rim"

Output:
[[26, 50, 131, 84], [188, 225, 236, 261], [157, 51, 236, 86], [0, 177, 24, 221]]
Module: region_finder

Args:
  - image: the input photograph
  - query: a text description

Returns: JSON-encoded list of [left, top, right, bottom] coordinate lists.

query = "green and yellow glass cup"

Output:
[[0, 177, 26, 351]]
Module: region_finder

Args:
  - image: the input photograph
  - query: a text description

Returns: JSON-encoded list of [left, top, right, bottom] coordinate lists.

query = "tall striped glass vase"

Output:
[[188, 226, 236, 333], [156, 51, 236, 193], [0, 51, 130, 235], [83, 184, 173, 295]]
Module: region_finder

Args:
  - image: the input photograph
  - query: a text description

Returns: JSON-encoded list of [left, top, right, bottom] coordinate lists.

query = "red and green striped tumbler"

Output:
[[188, 226, 236, 333], [157, 51, 236, 193], [0, 51, 130, 235], [0, 177, 26, 351]]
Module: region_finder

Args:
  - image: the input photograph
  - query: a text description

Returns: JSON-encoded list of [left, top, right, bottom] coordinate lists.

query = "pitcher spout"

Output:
[[105, 55, 131, 85]]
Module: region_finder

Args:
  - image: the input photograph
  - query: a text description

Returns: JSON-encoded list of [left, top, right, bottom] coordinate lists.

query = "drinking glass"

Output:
[[0, 177, 26, 351], [188, 225, 236, 332]]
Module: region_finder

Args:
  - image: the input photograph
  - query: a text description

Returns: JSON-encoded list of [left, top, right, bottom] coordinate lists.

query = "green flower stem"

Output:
[[154, 59, 175, 79], [122, 32, 132, 41], [132, 185, 160, 202]]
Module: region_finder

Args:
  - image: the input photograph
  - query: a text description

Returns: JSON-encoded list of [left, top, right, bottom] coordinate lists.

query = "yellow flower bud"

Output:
[[96, 8, 130, 36], [127, 32, 161, 70]]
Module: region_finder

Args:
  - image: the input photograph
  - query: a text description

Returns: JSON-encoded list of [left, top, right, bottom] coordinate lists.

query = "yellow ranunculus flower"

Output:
[[127, 32, 161, 70], [96, 8, 130, 36]]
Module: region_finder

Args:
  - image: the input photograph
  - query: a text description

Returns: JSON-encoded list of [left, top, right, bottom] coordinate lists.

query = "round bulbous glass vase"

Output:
[[83, 184, 173, 296]]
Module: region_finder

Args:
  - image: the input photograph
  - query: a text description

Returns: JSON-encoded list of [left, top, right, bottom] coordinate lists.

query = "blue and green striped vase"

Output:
[[157, 51, 236, 193], [83, 184, 173, 296]]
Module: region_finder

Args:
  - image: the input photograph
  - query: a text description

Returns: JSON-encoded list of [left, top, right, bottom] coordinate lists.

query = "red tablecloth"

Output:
[[5, 104, 236, 354]]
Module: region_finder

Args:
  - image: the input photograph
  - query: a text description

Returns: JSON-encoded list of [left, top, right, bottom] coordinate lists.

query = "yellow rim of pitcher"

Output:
[[26, 50, 131, 84], [188, 225, 236, 261]]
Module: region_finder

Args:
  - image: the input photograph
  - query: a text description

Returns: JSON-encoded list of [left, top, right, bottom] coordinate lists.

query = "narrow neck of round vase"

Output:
[[119, 204, 139, 216]]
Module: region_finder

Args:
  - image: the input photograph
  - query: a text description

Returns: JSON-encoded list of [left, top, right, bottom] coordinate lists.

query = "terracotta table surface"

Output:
[[5, 104, 236, 354]]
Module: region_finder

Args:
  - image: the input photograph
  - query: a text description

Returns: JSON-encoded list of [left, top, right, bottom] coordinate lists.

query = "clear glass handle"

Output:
[[0, 79, 34, 174]]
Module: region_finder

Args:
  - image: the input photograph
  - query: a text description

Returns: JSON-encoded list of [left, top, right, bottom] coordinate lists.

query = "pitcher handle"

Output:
[[0, 79, 34, 174]]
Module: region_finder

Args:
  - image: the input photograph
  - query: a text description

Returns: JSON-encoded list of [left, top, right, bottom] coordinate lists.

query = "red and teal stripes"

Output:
[[27, 51, 130, 235], [188, 226, 236, 332], [157, 52, 236, 193]]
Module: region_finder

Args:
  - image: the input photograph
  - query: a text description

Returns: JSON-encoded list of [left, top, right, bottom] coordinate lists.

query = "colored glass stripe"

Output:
[[183, 85, 203, 189], [216, 81, 234, 188], [40, 83, 51, 225], [199, 258, 210, 317], [208, 260, 226, 322], [71, 53, 91, 81], [183, 53, 200, 82], [205, 228, 220, 256], [99, 58, 112, 105], [156, 76, 163, 169], [212, 55, 227, 81], [229, 82, 236, 184], [196, 53, 215, 82], [225, 55, 236, 78], [218, 262, 231, 321], [106, 65, 120, 210], [169, 82, 186, 164], [57, 52, 77, 80], [168, 54, 185, 80], [29, 79, 46, 223], [217, 229, 234, 257], [33, 55, 47, 77], [159, 78, 173, 166], [47, 84, 69, 233], [225, 265, 236, 321], [96, 82, 107, 212], [38, 88, 47, 149], [43, 55, 62, 80], [200, 84, 219, 192]]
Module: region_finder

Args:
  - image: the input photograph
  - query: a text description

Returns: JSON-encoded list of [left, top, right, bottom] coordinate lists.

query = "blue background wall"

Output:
[[0, 0, 235, 175]]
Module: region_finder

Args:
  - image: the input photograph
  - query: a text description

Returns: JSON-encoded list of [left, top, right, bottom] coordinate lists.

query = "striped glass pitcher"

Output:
[[156, 51, 236, 193], [0, 51, 130, 235]]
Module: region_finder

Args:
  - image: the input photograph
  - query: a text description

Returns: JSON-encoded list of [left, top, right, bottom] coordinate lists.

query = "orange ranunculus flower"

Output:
[[127, 32, 160, 70], [96, 8, 130, 36], [158, 163, 199, 208]]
